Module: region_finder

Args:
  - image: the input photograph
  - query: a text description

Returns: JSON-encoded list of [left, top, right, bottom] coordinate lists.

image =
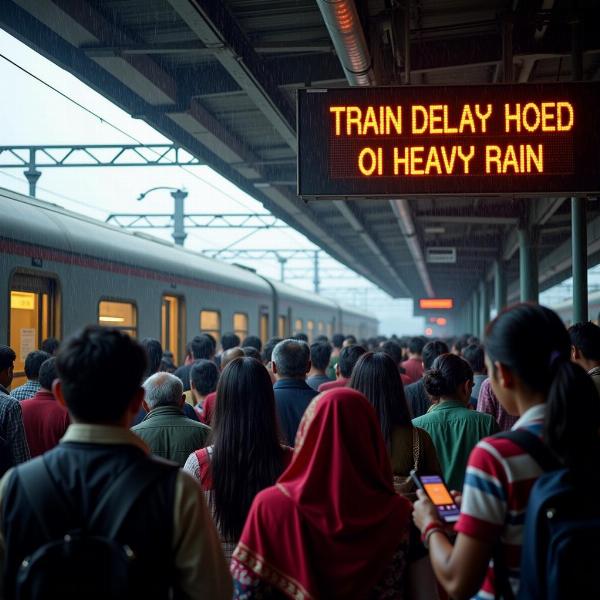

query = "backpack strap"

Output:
[[88, 459, 177, 539], [16, 456, 74, 542], [493, 429, 560, 472]]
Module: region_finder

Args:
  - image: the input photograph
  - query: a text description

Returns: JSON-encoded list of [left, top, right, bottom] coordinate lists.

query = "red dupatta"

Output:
[[232, 388, 412, 599]]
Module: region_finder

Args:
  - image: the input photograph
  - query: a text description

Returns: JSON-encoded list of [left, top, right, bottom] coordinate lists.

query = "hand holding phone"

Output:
[[410, 470, 460, 523]]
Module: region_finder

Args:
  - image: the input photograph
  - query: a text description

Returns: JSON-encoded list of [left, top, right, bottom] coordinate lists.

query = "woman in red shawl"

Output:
[[230, 387, 413, 599]]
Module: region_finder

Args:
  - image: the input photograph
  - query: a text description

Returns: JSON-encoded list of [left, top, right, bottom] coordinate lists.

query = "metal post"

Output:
[[313, 251, 320, 294], [278, 256, 287, 282], [24, 149, 41, 197], [472, 291, 480, 337], [494, 260, 507, 313], [518, 225, 539, 302], [480, 280, 490, 336], [571, 17, 588, 323], [170, 189, 188, 246], [502, 15, 514, 83]]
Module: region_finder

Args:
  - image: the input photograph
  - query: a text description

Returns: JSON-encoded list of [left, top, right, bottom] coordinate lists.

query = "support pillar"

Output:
[[313, 251, 320, 293], [518, 225, 538, 303], [480, 280, 490, 336], [494, 260, 507, 313], [170, 189, 188, 246], [472, 291, 480, 337], [277, 256, 287, 282], [24, 149, 41, 197], [572, 197, 588, 323]]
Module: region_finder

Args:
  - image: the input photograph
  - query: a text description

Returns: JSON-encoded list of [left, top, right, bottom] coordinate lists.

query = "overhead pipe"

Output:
[[317, 0, 434, 297], [315, 0, 376, 86]]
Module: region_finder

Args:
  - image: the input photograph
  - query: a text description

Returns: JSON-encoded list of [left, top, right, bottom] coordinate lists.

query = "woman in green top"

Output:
[[413, 353, 498, 490], [349, 352, 441, 499]]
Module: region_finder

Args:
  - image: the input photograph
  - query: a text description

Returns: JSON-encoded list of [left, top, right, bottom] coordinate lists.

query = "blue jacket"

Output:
[[273, 379, 318, 446]]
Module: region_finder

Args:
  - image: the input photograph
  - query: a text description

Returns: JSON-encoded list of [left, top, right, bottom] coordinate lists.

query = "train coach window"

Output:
[[161, 295, 184, 365], [295, 319, 303, 333], [234, 313, 248, 339], [200, 310, 221, 343], [318, 321, 324, 335], [9, 274, 58, 388], [98, 300, 137, 337], [278, 315, 288, 338], [307, 320, 314, 342], [260, 309, 269, 343], [328, 322, 334, 339]]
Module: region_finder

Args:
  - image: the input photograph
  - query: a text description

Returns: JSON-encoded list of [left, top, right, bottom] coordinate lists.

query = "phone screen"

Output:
[[420, 475, 460, 522]]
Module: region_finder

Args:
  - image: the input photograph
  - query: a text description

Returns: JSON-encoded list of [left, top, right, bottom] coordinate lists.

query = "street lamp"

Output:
[[137, 186, 188, 246]]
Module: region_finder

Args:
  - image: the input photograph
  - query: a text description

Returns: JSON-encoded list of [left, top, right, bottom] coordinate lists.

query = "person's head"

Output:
[[55, 326, 146, 425], [261, 337, 283, 365], [309, 342, 332, 374], [41, 337, 60, 355], [159, 351, 176, 373], [343, 334, 357, 347], [349, 352, 411, 447], [24, 350, 51, 381], [142, 372, 184, 412], [271, 339, 311, 379], [38, 357, 58, 392], [408, 336, 426, 357], [242, 346, 261, 361], [337, 344, 367, 378], [423, 353, 474, 404], [315, 335, 329, 344], [202, 333, 217, 355], [422, 340, 450, 370], [212, 357, 284, 541], [242, 335, 262, 352], [190, 359, 219, 398], [292, 332, 308, 343], [485, 303, 600, 467], [451, 334, 470, 356], [380, 340, 403, 367], [186, 335, 214, 362], [0, 346, 16, 388], [569, 322, 600, 369], [332, 333, 345, 350], [221, 347, 244, 370], [140, 338, 163, 377], [462, 343, 486, 375], [221, 333, 240, 352]]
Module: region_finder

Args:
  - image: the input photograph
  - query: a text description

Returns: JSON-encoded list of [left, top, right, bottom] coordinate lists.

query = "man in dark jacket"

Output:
[[0, 326, 231, 599], [132, 372, 210, 465], [272, 339, 317, 446]]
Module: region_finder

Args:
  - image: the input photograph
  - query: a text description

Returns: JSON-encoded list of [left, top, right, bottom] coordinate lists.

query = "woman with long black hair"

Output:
[[349, 351, 441, 498], [184, 357, 292, 561], [412, 303, 600, 599]]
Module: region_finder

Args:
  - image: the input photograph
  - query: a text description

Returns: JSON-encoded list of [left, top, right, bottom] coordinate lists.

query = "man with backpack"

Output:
[[0, 326, 232, 600]]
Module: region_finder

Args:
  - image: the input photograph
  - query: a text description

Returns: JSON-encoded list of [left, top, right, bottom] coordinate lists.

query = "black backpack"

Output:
[[13, 455, 176, 600]]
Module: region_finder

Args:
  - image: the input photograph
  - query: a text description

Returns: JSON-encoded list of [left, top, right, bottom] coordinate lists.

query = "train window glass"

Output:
[[327, 322, 334, 339], [260, 310, 269, 343], [234, 313, 248, 339], [161, 295, 184, 365], [9, 274, 58, 389], [278, 315, 287, 338], [306, 320, 314, 342], [98, 300, 137, 337], [295, 318, 303, 333], [200, 310, 221, 343]]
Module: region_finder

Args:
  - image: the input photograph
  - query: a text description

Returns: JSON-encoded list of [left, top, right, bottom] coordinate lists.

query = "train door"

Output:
[[9, 272, 59, 388], [161, 295, 185, 365], [278, 315, 288, 338], [259, 307, 269, 344]]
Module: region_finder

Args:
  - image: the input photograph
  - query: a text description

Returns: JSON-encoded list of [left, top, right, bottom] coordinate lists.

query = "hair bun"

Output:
[[423, 368, 447, 397]]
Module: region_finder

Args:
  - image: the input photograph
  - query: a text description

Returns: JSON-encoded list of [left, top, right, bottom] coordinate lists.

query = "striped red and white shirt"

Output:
[[454, 403, 546, 599]]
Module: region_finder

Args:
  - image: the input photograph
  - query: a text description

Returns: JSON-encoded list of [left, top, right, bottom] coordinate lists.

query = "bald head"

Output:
[[143, 372, 184, 410], [221, 347, 244, 370]]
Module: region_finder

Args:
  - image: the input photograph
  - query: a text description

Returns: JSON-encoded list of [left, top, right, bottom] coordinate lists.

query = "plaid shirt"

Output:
[[0, 385, 31, 466], [9, 380, 41, 401]]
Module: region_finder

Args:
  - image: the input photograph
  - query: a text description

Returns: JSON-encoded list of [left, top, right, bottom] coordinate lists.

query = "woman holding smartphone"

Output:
[[412, 303, 600, 599]]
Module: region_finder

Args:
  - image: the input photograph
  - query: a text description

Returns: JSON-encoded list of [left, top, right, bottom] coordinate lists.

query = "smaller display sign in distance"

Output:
[[297, 83, 600, 197]]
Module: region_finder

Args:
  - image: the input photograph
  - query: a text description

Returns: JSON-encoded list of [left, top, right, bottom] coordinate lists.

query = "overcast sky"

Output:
[[0, 29, 587, 336]]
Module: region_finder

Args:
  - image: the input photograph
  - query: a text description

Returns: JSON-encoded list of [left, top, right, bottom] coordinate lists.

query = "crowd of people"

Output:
[[0, 304, 598, 598]]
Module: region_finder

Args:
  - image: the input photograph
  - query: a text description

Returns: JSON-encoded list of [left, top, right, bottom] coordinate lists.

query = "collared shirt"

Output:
[[9, 380, 41, 401], [306, 373, 333, 391], [455, 404, 546, 599], [20, 390, 69, 457], [317, 377, 349, 392], [476, 378, 519, 431], [0, 385, 30, 467], [401, 358, 423, 384], [0, 424, 232, 599], [273, 379, 318, 446], [412, 399, 498, 490]]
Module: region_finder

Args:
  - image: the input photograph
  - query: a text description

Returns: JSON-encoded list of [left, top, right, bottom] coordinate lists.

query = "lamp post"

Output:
[[137, 187, 188, 246]]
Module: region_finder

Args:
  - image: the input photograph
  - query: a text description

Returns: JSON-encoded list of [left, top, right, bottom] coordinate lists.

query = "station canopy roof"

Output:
[[3, 0, 600, 305]]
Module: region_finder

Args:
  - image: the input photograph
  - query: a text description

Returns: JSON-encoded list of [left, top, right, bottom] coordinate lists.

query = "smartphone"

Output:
[[410, 470, 460, 522]]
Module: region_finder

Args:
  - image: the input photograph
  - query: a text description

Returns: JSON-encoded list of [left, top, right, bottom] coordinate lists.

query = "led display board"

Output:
[[297, 83, 600, 197], [419, 298, 454, 310]]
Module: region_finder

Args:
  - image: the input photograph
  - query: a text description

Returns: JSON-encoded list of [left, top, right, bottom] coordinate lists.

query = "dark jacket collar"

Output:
[[273, 378, 313, 390], [142, 405, 186, 421]]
